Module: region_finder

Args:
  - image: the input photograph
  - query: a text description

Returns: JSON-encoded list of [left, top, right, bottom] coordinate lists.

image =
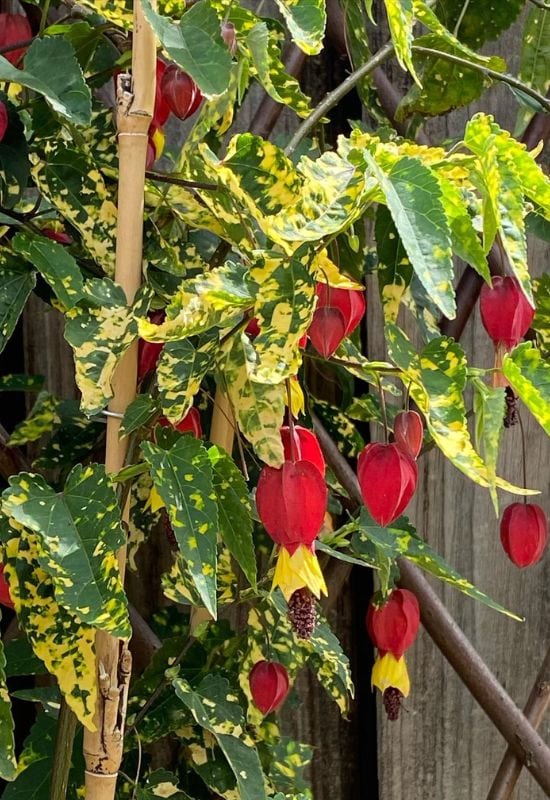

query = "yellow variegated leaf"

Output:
[[312, 250, 364, 289], [158, 335, 217, 424]]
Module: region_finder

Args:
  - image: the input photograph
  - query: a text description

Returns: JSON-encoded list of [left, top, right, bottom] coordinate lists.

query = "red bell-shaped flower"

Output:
[[0, 565, 14, 609], [367, 588, 420, 657], [316, 284, 366, 336], [394, 410, 423, 460], [308, 284, 366, 358], [480, 276, 535, 350], [160, 65, 202, 121], [256, 460, 327, 553], [137, 310, 165, 381], [500, 503, 548, 568], [249, 660, 290, 714], [0, 13, 32, 66], [159, 407, 202, 438], [152, 58, 171, 129], [357, 443, 417, 527], [0, 102, 7, 143], [280, 425, 325, 475]]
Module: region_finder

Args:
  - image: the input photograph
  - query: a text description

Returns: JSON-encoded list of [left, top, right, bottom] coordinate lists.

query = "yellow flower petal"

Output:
[[287, 378, 305, 418], [272, 544, 328, 601], [371, 653, 410, 697], [151, 127, 165, 159], [144, 484, 165, 513]]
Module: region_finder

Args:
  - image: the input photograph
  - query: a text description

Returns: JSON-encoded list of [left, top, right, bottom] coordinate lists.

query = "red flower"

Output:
[[308, 284, 366, 358], [0, 13, 32, 66], [159, 407, 202, 438], [367, 588, 420, 657], [160, 65, 202, 121], [480, 276, 534, 350], [500, 503, 548, 568], [256, 460, 327, 553], [393, 410, 423, 460], [357, 442, 417, 527], [249, 660, 289, 714], [137, 310, 165, 381], [280, 425, 325, 475], [42, 228, 73, 245], [152, 58, 171, 129], [0, 565, 14, 609]]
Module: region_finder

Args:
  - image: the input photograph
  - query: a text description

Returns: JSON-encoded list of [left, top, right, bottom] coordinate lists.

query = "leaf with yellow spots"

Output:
[[273, 0, 326, 55], [161, 552, 202, 606], [64, 279, 137, 416], [12, 234, 86, 310], [2, 532, 97, 728], [249, 252, 315, 384], [142, 432, 219, 618], [7, 392, 61, 447], [208, 446, 256, 590], [1, 709, 56, 798], [0, 251, 35, 356], [221, 333, 285, 467], [127, 472, 161, 571], [375, 205, 413, 323], [138, 769, 194, 800], [173, 673, 267, 800], [383, 0, 419, 83], [472, 380, 505, 512], [2, 465, 130, 638], [158, 334, 218, 424], [503, 343, 550, 437], [0, 618, 16, 781]]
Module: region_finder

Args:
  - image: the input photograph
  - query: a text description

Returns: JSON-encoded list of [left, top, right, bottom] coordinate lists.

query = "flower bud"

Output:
[[0, 13, 32, 66], [500, 502, 548, 568], [0, 565, 14, 609], [42, 227, 73, 245], [159, 407, 202, 438], [480, 276, 535, 350], [160, 65, 202, 121], [249, 660, 290, 714], [367, 588, 420, 656], [256, 460, 327, 552], [393, 410, 423, 460], [280, 425, 325, 475], [357, 442, 417, 527], [221, 21, 238, 55]]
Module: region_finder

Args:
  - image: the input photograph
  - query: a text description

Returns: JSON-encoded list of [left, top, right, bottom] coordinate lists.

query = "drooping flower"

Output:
[[371, 652, 411, 721], [159, 407, 202, 438], [249, 660, 290, 714], [137, 310, 165, 381], [393, 410, 423, 460], [308, 283, 366, 358], [272, 544, 327, 601], [160, 65, 202, 121], [280, 425, 325, 475], [0, 13, 32, 66], [367, 589, 420, 657], [500, 502, 548, 568], [357, 442, 417, 527], [480, 276, 535, 350]]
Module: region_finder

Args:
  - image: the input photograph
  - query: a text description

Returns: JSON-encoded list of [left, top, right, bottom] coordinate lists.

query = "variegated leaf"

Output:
[[7, 392, 61, 447], [503, 343, 550, 437], [532, 274, 550, 355], [463, 114, 501, 253], [250, 252, 315, 384], [120, 395, 158, 439], [0, 618, 16, 781], [383, 0, 418, 82], [273, 0, 326, 55], [161, 552, 202, 606], [472, 380, 506, 513], [221, 333, 285, 467], [142, 432, 219, 617], [433, 0, 524, 47], [208, 446, 256, 589], [173, 673, 267, 800], [2, 465, 130, 638], [0, 251, 35, 356], [64, 279, 136, 416], [137, 769, 193, 800], [2, 531, 97, 728], [127, 472, 161, 571], [158, 335, 217, 424], [516, 6, 550, 135], [375, 205, 412, 323], [12, 234, 85, 310], [1, 712, 55, 800]]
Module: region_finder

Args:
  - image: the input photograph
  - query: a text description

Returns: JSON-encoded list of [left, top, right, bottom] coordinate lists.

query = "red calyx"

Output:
[[249, 660, 289, 714], [152, 58, 171, 129], [137, 310, 165, 382], [245, 317, 261, 339], [308, 284, 366, 358], [366, 588, 420, 657], [393, 410, 423, 460], [280, 425, 325, 476], [357, 442, 417, 527], [0, 102, 8, 143], [256, 460, 327, 552], [221, 21, 238, 55], [500, 503, 548, 568], [0, 13, 32, 66], [160, 65, 202, 121], [480, 276, 535, 350], [42, 228, 73, 245], [0, 565, 14, 609], [159, 407, 202, 439]]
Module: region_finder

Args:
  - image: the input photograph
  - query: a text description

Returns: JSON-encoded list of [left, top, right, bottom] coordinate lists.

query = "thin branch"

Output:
[[49, 700, 78, 800], [528, 0, 550, 10], [412, 45, 550, 113], [486, 646, 550, 800]]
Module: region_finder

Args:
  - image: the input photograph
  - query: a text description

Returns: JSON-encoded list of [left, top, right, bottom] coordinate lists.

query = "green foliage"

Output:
[[0, 625, 16, 781], [516, 7, 550, 135], [503, 343, 550, 437], [0, 253, 35, 355], [273, 0, 327, 55]]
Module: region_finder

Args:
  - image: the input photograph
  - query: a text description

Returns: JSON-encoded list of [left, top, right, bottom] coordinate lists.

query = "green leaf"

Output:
[[0, 252, 36, 356], [273, 0, 326, 55], [503, 343, 550, 437], [221, 333, 286, 467], [366, 152, 456, 319], [0, 624, 16, 781], [436, 174, 489, 282], [434, 0, 524, 48], [0, 38, 91, 125], [516, 7, 550, 135], [375, 204, 413, 323], [342, 0, 373, 104], [208, 446, 256, 589], [0, 95, 29, 209], [1, 713, 55, 799], [140, 0, 232, 97], [2, 465, 130, 638], [33, 400, 105, 471], [0, 374, 44, 393], [12, 234, 86, 310], [383, 0, 418, 82], [158, 335, 217, 424], [472, 381, 505, 513], [532, 274, 550, 355], [142, 434, 219, 617], [352, 510, 522, 619], [3, 531, 97, 728], [137, 770, 194, 800], [7, 392, 61, 446], [173, 674, 267, 800], [3, 637, 47, 678], [119, 394, 158, 438]]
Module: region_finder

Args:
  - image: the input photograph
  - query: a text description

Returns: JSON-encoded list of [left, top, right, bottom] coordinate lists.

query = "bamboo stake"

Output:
[[82, 3, 156, 798]]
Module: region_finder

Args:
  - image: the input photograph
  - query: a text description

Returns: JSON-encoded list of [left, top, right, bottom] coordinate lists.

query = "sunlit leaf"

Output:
[[503, 342, 550, 437]]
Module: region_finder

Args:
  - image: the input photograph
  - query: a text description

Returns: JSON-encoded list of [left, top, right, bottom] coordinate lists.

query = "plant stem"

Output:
[[376, 374, 389, 443], [412, 46, 550, 113], [517, 412, 528, 502], [50, 699, 78, 800], [284, 40, 395, 156]]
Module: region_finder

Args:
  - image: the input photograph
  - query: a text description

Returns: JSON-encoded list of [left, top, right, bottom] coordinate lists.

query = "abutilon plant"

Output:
[[308, 283, 366, 358], [280, 425, 326, 475], [249, 660, 290, 715], [357, 442, 418, 527], [160, 65, 202, 120], [500, 503, 548, 568], [394, 410, 423, 460]]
